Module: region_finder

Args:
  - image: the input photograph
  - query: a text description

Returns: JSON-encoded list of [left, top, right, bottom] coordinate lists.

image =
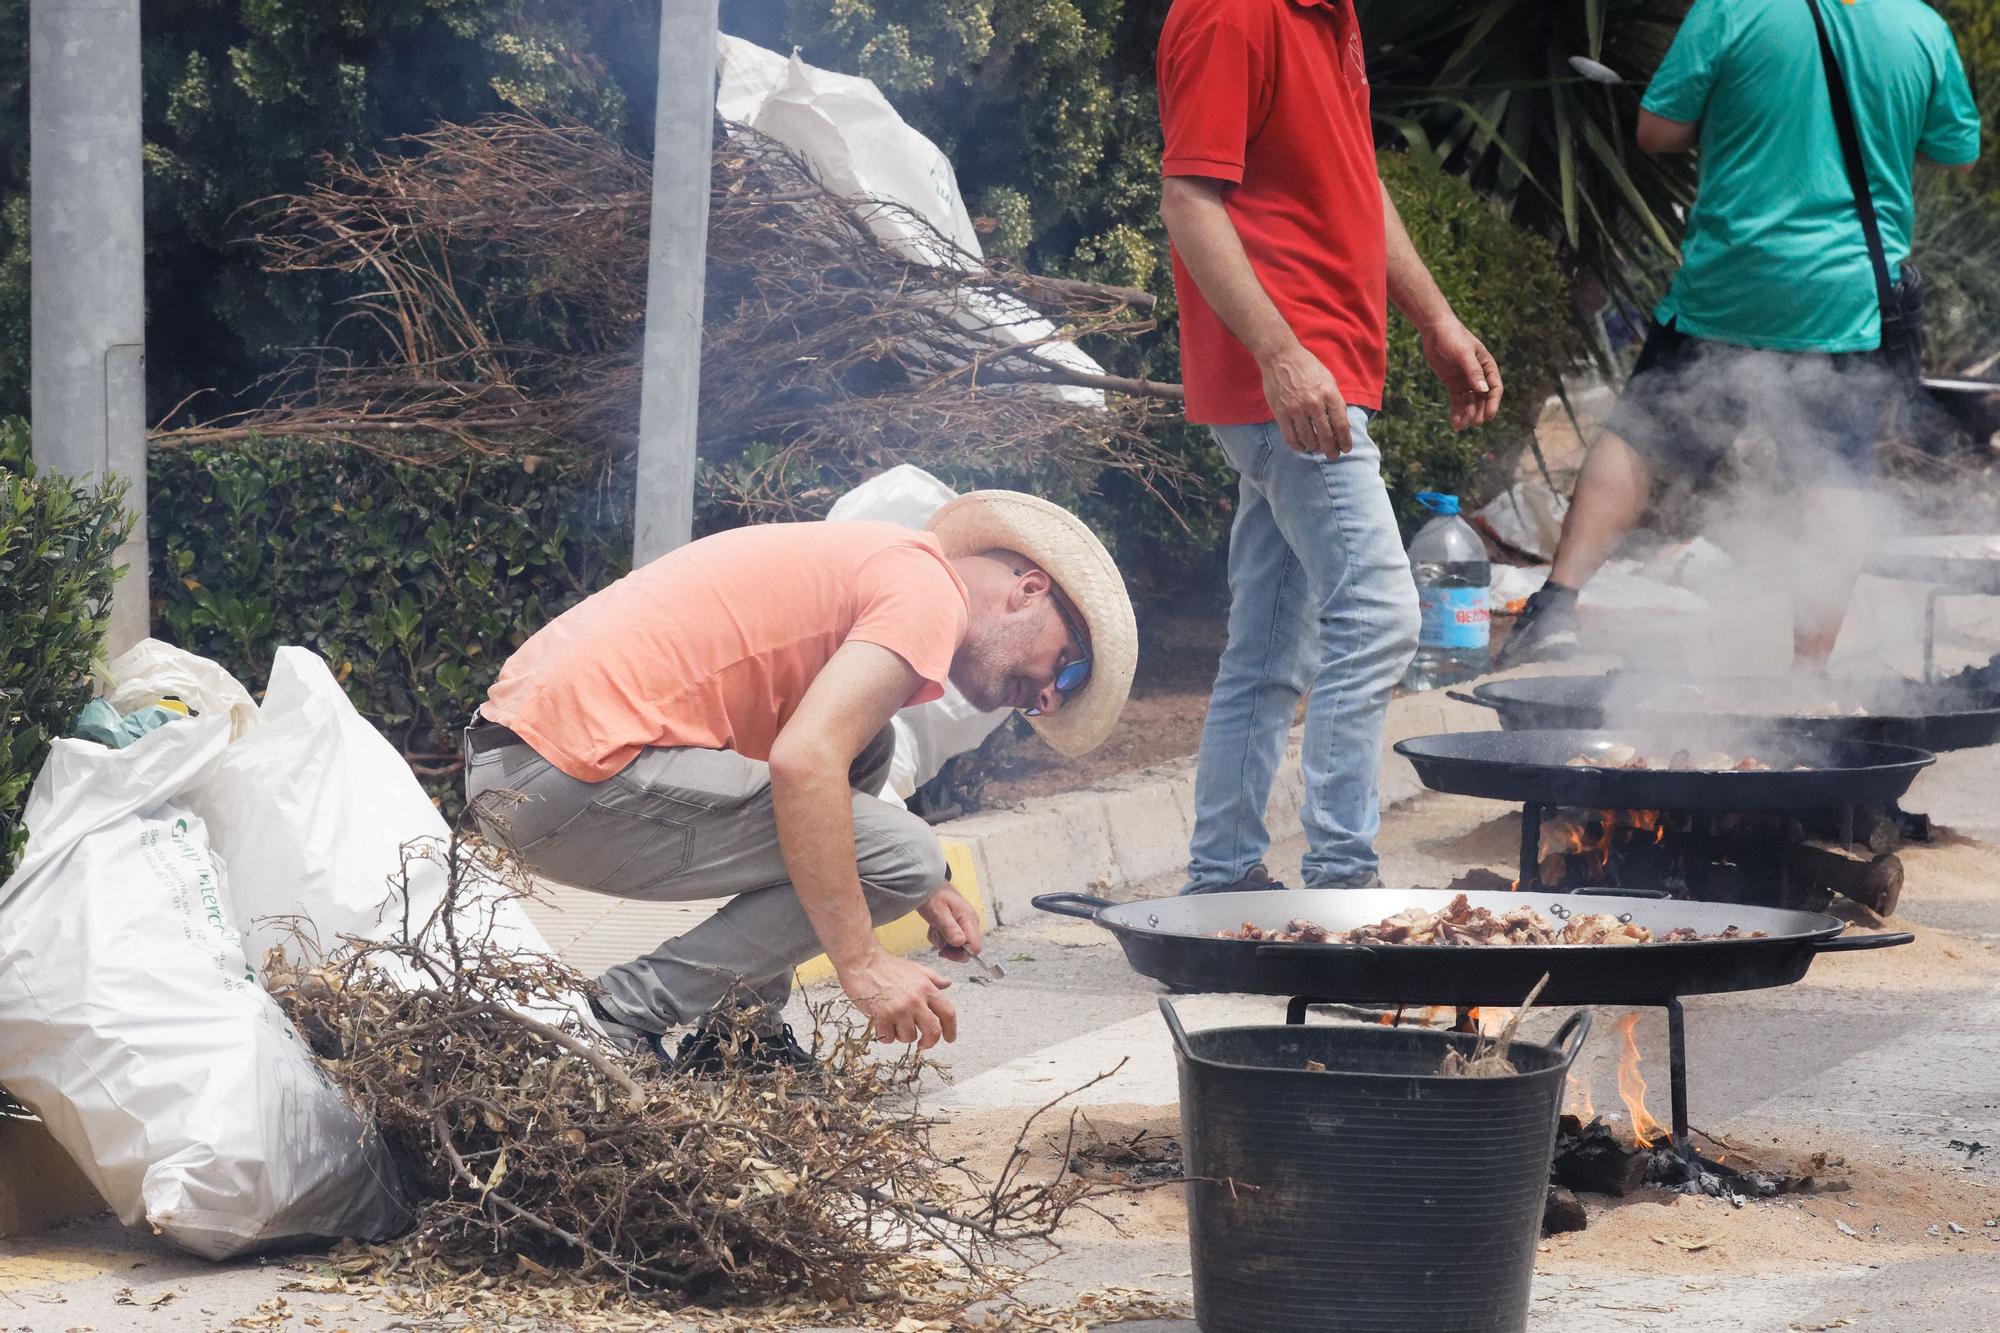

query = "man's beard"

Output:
[[952, 615, 1039, 712]]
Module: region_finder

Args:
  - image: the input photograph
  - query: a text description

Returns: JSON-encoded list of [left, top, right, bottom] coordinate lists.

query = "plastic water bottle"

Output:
[[1403, 491, 1491, 690]]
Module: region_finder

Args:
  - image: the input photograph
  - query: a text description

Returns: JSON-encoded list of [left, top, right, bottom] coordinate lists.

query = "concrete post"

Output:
[[632, 0, 718, 565], [29, 0, 149, 652]]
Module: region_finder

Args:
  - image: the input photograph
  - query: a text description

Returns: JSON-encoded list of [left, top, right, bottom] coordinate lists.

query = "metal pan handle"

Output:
[[1570, 886, 1671, 900], [1252, 941, 1377, 958], [1447, 689, 1497, 710], [1031, 892, 1113, 919], [1157, 997, 1192, 1060], [1550, 1010, 1592, 1065], [1811, 930, 1915, 953]]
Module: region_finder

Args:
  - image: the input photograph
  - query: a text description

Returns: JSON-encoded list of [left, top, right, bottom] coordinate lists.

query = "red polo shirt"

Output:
[[1158, 0, 1386, 424]]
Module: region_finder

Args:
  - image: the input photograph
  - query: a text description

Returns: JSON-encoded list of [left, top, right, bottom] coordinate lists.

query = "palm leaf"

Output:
[[1360, 0, 1698, 337]]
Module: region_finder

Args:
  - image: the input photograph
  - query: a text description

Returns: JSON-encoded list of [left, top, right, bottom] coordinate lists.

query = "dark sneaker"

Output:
[[1311, 871, 1384, 890], [1184, 862, 1290, 897], [1495, 584, 1581, 669], [670, 1022, 818, 1077]]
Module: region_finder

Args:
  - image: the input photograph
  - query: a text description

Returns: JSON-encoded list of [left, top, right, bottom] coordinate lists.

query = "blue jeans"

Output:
[[1186, 410, 1420, 890]]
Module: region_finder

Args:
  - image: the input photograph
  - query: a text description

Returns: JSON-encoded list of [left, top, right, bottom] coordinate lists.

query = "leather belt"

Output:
[[464, 718, 527, 756]]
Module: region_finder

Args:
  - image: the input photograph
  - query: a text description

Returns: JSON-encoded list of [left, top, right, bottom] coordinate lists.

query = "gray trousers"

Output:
[[463, 727, 946, 1034]]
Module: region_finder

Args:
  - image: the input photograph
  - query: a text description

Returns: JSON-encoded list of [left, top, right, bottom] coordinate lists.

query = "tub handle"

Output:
[[1158, 997, 1192, 1060], [1550, 1010, 1593, 1065]]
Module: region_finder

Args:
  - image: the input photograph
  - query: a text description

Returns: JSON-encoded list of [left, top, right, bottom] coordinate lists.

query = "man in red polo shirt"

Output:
[[1159, 0, 1505, 895]]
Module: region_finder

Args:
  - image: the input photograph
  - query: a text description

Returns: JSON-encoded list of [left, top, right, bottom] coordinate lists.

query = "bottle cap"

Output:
[[1415, 491, 1461, 516]]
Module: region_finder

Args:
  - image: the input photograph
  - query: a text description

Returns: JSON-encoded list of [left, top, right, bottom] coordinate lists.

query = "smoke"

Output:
[[1581, 336, 1996, 728]]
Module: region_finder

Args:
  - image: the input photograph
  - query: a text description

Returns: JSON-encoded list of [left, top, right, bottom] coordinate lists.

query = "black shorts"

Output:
[[1605, 319, 1905, 481]]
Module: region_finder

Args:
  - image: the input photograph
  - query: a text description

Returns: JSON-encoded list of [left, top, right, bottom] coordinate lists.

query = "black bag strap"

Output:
[[1803, 0, 1898, 320]]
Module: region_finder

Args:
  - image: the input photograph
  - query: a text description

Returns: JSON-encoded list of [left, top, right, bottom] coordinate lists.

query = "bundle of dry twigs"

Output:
[[157, 114, 1193, 527], [265, 828, 1107, 1306]]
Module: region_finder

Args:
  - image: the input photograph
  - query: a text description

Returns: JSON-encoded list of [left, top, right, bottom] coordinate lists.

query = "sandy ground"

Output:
[[931, 1102, 2000, 1281]]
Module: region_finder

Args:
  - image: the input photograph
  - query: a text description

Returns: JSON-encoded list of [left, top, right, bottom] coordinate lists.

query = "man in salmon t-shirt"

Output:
[[1158, 0, 1505, 896], [466, 491, 1135, 1070]]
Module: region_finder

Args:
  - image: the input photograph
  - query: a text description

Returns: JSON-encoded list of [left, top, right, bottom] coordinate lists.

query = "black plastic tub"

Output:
[[1162, 1000, 1589, 1333]]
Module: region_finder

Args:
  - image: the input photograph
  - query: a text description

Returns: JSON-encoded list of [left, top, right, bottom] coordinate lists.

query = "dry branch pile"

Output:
[[158, 115, 1191, 526], [265, 829, 1111, 1314]]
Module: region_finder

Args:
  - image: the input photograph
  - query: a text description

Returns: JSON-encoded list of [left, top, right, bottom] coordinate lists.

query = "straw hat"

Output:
[[927, 490, 1137, 756]]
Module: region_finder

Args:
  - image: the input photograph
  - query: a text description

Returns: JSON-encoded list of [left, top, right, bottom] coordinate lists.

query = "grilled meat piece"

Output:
[[1285, 918, 1334, 944], [1558, 913, 1652, 946]]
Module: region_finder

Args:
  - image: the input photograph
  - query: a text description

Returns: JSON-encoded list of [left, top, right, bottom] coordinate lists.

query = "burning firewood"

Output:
[[1551, 1115, 1650, 1197]]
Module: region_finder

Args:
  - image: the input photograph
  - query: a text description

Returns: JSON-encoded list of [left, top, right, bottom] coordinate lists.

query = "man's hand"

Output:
[[1260, 343, 1351, 458], [1158, 177, 1345, 457], [838, 947, 957, 1048], [1420, 318, 1504, 431], [918, 884, 985, 963]]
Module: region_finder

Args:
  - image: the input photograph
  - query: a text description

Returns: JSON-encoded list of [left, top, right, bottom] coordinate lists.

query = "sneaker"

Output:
[[1309, 871, 1384, 890], [1183, 863, 1290, 897], [669, 1021, 818, 1077], [1495, 583, 1582, 669]]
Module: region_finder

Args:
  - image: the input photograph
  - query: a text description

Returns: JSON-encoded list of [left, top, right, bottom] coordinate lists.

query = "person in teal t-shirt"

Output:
[[1502, 0, 1980, 670]]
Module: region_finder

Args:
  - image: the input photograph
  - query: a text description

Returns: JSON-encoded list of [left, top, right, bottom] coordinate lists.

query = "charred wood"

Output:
[[1785, 840, 1904, 917], [1542, 1185, 1587, 1235], [1552, 1115, 1649, 1198]]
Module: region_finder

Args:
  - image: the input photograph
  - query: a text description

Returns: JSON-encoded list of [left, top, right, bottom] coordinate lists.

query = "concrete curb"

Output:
[[939, 679, 1514, 925]]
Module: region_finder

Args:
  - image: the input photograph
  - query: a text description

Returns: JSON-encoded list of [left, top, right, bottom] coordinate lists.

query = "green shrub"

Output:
[[1376, 149, 1578, 533], [0, 418, 134, 880], [149, 439, 633, 807]]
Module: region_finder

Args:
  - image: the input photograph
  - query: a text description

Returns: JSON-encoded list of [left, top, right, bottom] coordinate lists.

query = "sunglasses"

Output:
[[1026, 589, 1092, 717]]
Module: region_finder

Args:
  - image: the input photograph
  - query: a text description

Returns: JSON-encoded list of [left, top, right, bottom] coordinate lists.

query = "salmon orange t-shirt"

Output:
[[483, 521, 971, 782]]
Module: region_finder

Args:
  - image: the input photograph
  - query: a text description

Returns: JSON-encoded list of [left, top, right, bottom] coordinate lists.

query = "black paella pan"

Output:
[[1033, 887, 1910, 1007], [1394, 728, 1934, 811], [1459, 673, 2000, 752]]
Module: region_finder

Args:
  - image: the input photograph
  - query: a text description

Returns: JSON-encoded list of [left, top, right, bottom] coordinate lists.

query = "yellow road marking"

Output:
[[793, 839, 986, 986]]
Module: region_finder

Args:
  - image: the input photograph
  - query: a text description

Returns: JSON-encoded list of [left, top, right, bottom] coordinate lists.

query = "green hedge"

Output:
[[149, 440, 633, 805], [1376, 149, 1577, 532], [0, 419, 133, 880]]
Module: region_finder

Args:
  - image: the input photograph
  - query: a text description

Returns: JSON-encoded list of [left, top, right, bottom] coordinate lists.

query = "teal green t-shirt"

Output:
[[1644, 0, 1981, 352]]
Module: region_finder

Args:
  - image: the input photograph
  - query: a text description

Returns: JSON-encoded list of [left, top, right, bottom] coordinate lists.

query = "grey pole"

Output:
[[632, 0, 718, 565], [29, 0, 149, 652]]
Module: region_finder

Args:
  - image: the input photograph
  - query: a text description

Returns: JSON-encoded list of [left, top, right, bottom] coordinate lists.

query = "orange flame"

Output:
[[1614, 1013, 1670, 1147]]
